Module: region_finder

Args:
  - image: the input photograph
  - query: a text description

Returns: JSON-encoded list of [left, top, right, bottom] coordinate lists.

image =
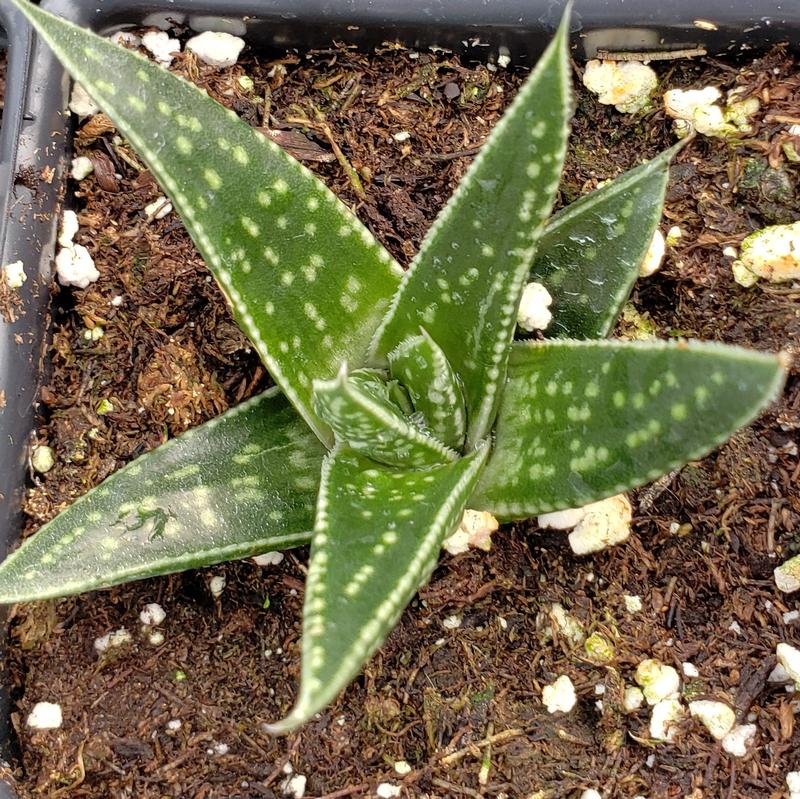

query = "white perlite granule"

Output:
[[186, 31, 245, 67], [26, 702, 63, 730]]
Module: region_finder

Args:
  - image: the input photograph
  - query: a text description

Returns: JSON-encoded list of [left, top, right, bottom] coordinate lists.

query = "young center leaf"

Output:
[[312, 366, 457, 467], [387, 330, 467, 450], [266, 442, 489, 733], [370, 10, 572, 449], [14, 0, 402, 446], [530, 144, 679, 339], [0, 390, 323, 602], [470, 340, 785, 518]]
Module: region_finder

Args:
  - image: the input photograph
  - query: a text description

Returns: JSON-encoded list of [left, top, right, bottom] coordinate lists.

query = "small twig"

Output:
[[478, 722, 493, 785], [734, 656, 776, 722], [262, 735, 302, 787], [430, 777, 484, 798], [312, 783, 370, 799], [285, 112, 366, 201], [152, 732, 214, 774], [702, 745, 721, 787], [765, 113, 800, 125], [239, 730, 270, 759], [339, 76, 362, 114], [144, 197, 171, 223], [438, 727, 523, 766], [662, 575, 678, 609], [97, 757, 127, 776], [726, 759, 737, 799], [637, 468, 680, 512], [152, 682, 187, 708], [424, 145, 482, 162], [762, 284, 800, 297], [49, 741, 86, 797], [320, 121, 366, 201], [114, 145, 145, 173], [766, 498, 784, 553], [556, 727, 593, 746], [596, 47, 707, 61]]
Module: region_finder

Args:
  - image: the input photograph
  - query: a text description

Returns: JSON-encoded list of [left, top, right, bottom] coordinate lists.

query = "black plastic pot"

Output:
[[0, 5, 60, 789], [0, 0, 798, 792]]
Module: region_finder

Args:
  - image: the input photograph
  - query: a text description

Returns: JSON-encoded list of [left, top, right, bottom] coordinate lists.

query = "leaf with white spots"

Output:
[[0, 390, 323, 602], [530, 145, 679, 339], [388, 331, 466, 450], [470, 340, 785, 519], [370, 12, 571, 449], [312, 366, 457, 468], [15, 0, 402, 447], [266, 443, 489, 732]]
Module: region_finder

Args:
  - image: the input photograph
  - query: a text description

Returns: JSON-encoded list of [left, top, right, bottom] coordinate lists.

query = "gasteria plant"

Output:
[[2, 0, 786, 731]]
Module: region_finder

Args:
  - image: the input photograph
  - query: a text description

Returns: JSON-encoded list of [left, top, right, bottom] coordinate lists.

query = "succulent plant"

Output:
[[1, 0, 785, 731]]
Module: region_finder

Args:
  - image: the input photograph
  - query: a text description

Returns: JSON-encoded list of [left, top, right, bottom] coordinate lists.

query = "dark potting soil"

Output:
[[5, 34, 800, 799], [0, 50, 6, 124]]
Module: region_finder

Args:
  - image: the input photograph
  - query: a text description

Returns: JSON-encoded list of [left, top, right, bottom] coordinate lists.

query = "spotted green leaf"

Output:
[[470, 340, 785, 519], [0, 389, 324, 603], [370, 12, 571, 449], [531, 145, 679, 339], [388, 331, 466, 451], [14, 0, 402, 447], [312, 365, 456, 467], [266, 442, 489, 732]]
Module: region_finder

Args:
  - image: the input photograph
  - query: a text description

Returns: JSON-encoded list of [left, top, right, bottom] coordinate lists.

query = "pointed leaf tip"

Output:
[[16, 0, 401, 446], [370, 16, 572, 449], [471, 340, 786, 518], [0, 389, 322, 603], [531, 146, 675, 339], [268, 442, 490, 732]]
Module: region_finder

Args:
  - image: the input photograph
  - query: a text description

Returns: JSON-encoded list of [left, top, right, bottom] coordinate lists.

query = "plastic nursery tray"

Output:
[[0, 2, 56, 785], [0, 0, 799, 793], [0, 3, 36, 572]]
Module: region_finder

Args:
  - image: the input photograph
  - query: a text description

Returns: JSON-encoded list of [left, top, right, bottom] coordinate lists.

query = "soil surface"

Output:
[[5, 31, 800, 799]]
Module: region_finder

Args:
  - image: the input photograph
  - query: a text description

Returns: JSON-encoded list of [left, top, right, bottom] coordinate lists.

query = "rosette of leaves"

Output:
[[2, 0, 786, 731]]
